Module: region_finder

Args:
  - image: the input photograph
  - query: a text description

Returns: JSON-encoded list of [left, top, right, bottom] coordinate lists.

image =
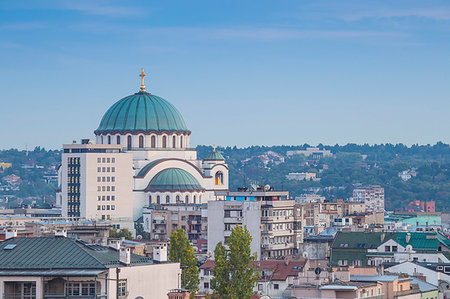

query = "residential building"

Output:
[[286, 147, 334, 159], [142, 203, 207, 251], [353, 185, 385, 213], [0, 237, 180, 299], [286, 172, 317, 181], [331, 231, 450, 267], [208, 189, 303, 260], [198, 259, 306, 297]]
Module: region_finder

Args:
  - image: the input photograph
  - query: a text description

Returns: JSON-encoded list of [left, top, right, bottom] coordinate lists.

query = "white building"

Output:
[[353, 185, 385, 213], [57, 70, 229, 232]]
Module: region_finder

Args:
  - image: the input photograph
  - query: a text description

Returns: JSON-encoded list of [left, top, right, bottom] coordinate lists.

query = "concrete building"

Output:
[[57, 70, 229, 233], [286, 147, 334, 159], [353, 185, 385, 213], [285, 172, 317, 181], [208, 189, 302, 260], [142, 203, 207, 251], [0, 237, 180, 299]]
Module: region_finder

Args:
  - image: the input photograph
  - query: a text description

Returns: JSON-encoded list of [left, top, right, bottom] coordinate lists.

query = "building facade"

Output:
[[57, 70, 229, 232]]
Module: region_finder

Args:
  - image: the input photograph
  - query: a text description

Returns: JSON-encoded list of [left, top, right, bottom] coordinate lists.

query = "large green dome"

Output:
[[145, 168, 204, 192], [95, 91, 189, 134]]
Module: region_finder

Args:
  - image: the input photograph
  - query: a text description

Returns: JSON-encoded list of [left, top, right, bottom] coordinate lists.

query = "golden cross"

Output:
[[213, 144, 216, 152], [139, 68, 146, 92]]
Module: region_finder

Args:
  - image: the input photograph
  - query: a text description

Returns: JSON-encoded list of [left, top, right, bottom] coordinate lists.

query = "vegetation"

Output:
[[211, 225, 260, 298], [109, 228, 133, 240], [168, 228, 199, 295], [198, 142, 450, 211]]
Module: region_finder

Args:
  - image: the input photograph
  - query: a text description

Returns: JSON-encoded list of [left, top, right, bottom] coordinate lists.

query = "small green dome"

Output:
[[204, 151, 225, 161], [146, 168, 204, 192], [95, 92, 189, 134]]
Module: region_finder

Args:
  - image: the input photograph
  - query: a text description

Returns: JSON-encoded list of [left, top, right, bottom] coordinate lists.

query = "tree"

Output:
[[169, 228, 199, 294], [211, 225, 260, 298], [109, 228, 133, 240]]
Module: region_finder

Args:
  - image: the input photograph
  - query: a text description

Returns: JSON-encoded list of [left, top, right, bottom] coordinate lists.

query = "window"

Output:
[[108, 136, 111, 144], [97, 205, 100, 210], [385, 246, 391, 252], [151, 135, 156, 148], [112, 167, 115, 172], [111, 186, 115, 191], [139, 135, 144, 148], [176, 195, 180, 203], [127, 135, 132, 150], [180, 135, 183, 148], [111, 205, 115, 210], [111, 196, 115, 201], [157, 195, 160, 204], [97, 158, 101, 163], [111, 177, 115, 182], [215, 171, 224, 185], [392, 246, 398, 252], [204, 282, 209, 289], [185, 195, 189, 204], [162, 136, 167, 148], [97, 177, 101, 182], [112, 157, 115, 163], [274, 284, 279, 290], [117, 135, 121, 145], [166, 195, 170, 203], [173, 135, 176, 148], [193, 195, 196, 204], [118, 281, 127, 297]]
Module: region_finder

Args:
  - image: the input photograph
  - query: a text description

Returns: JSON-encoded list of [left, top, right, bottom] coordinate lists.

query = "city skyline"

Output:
[[1, 0, 450, 149]]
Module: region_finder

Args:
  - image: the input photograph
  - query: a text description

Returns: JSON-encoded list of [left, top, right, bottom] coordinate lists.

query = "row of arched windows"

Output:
[[150, 194, 201, 204], [100, 134, 185, 149]]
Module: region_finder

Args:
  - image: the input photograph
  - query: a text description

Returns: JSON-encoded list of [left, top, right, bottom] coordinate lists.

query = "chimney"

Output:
[[5, 228, 17, 240], [153, 244, 168, 263], [120, 247, 131, 265], [406, 233, 411, 244], [380, 233, 386, 242], [55, 229, 67, 238], [108, 239, 121, 250]]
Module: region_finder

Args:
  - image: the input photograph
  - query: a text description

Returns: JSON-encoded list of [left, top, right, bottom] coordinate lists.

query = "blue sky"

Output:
[[0, 0, 449, 149]]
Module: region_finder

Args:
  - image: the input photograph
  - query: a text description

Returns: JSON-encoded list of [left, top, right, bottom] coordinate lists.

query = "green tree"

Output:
[[109, 228, 133, 240], [211, 225, 260, 298], [169, 228, 199, 294]]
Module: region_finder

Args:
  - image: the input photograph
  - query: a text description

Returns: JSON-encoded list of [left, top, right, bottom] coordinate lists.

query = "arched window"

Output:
[[185, 195, 189, 204], [157, 195, 160, 204], [151, 136, 156, 148], [139, 135, 144, 148], [180, 136, 183, 148], [193, 195, 196, 204], [108, 135, 111, 144], [117, 135, 121, 145], [149, 195, 152, 205], [162, 136, 167, 148], [176, 195, 180, 203], [127, 135, 132, 150], [173, 136, 176, 148], [215, 171, 224, 185], [165, 195, 170, 204], [101, 136, 104, 144]]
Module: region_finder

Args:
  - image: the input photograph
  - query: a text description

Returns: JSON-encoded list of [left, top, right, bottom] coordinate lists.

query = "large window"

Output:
[[108, 135, 111, 144], [162, 136, 167, 148], [66, 282, 96, 297], [173, 136, 176, 148], [215, 171, 224, 185], [5, 282, 36, 299], [139, 135, 144, 148], [117, 135, 121, 145], [151, 136, 156, 148], [118, 280, 127, 297], [180, 136, 183, 148]]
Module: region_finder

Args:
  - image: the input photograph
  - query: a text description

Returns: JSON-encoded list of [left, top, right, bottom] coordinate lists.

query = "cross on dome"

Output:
[[139, 68, 147, 92]]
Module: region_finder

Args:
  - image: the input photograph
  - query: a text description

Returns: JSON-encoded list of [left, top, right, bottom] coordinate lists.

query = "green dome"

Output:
[[204, 151, 225, 161], [146, 168, 204, 192], [95, 92, 189, 134]]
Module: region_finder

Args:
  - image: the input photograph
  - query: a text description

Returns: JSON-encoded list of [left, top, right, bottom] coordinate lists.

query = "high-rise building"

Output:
[[57, 70, 229, 232], [353, 185, 385, 213]]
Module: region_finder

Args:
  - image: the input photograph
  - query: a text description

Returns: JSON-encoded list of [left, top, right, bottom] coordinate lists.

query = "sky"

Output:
[[0, 0, 449, 150]]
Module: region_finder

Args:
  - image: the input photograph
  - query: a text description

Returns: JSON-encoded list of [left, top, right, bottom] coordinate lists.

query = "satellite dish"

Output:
[[264, 184, 271, 191], [314, 267, 322, 275], [406, 245, 413, 252], [136, 235, 143, 240], [302, 251, 309, 259]]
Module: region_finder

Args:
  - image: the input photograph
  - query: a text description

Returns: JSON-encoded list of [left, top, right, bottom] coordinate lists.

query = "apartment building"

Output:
[[353, 185, 385, 213], [208, 188, 303, 260], [142, 204, 207, 250]]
